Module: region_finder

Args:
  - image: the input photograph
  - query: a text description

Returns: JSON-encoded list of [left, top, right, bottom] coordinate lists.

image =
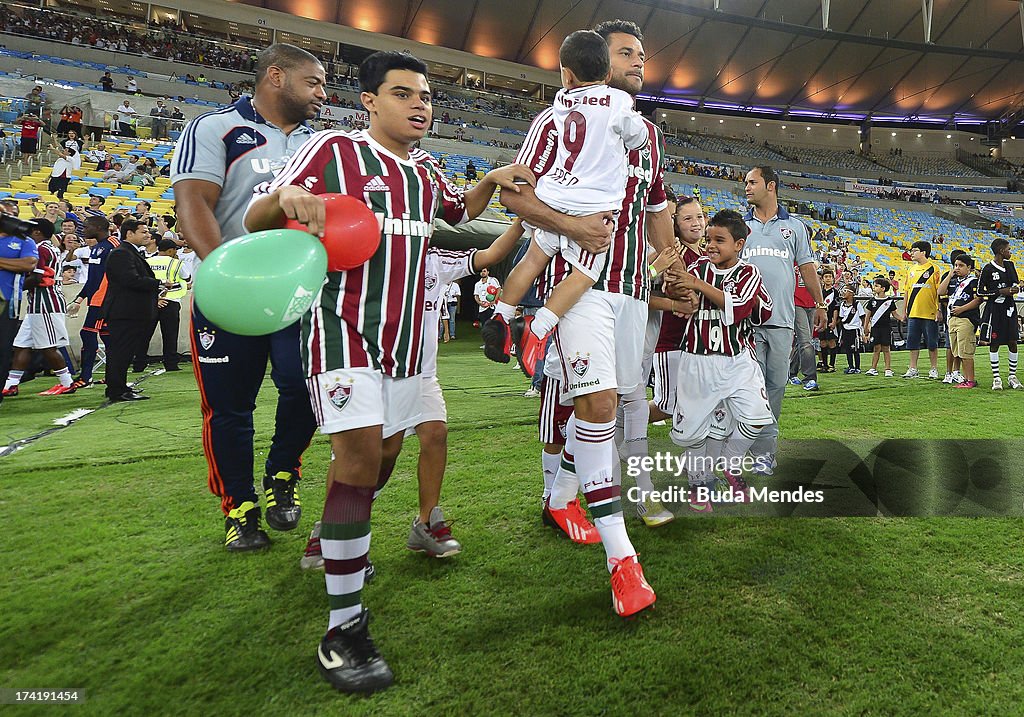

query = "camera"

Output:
[[0, 214, 36, 238]]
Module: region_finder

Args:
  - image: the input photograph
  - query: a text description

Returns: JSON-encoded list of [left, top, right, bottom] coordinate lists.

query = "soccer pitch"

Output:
[[3, 339, 1024, 715]]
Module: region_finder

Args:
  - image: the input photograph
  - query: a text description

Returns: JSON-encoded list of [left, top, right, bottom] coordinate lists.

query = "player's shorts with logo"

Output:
[[80, 305, 108, 335], [980, 298, 1018, 345], [14, 312, 70, 349], [670, 350, 773, 447], [544, 290, 648, 401], [307, 367, 422, 438]]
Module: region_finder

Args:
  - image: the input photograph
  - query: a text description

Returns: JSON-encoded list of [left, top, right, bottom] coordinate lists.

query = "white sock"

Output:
[[4, 370, 23, 390], [572, 417, 634, 568], [493, 301, 516, 322], [618, 396, 654, 494], [531, 307, 559, 338], [55, 367, 72, 387], [549, 419, 579, 509], [1010, 352, 1018, 377], [705, 436, 725, 476], [595, 514, 635, 572], [541, 450, 560, 501], [991, 352, 1000, 380]]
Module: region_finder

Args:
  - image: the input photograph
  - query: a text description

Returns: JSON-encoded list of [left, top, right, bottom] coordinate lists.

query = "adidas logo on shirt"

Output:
[[363, 176, 391, 193], [235, 132, 259, 145]]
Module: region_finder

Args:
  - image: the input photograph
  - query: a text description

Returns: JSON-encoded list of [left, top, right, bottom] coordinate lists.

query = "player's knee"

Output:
[[574, 390, 617, 422], [416, 420, 448, 450]]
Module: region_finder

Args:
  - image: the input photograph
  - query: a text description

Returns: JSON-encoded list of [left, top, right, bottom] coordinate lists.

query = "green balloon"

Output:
[[194, 229, 327, 336]]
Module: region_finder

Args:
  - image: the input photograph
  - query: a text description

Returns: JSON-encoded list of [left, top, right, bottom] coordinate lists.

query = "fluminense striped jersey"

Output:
[[655, 244, 702, 353], [27, 240, 66, 314], [680, 256, 772, 357], [422, 247, 476, 378], [519, 111, 667, 302], [249, 130, 468, 378]]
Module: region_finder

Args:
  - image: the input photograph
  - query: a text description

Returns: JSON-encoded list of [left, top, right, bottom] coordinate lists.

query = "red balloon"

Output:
[[285, 193, 381, 271]]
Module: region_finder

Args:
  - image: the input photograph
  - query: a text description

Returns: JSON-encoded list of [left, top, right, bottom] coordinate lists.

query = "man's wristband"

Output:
[[815, 301, 827, 309], [648, 264, 659, 278]]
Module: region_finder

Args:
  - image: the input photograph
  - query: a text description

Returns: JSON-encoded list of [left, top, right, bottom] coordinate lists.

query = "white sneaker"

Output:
[[951, 371, 965, 384], [928, 368, 940, 380], [941, 372, 954, 384], [1009, 376, 1023, 390], [885, 369, 894, 377], [522, 387, 541, 398], [993, 376, 1004, 390], [903, 368, 919, 378], [864, 368, 878, 376]]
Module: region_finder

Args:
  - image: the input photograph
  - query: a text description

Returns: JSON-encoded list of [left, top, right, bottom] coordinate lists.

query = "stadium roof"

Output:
[[241, 0, 1024, 125]]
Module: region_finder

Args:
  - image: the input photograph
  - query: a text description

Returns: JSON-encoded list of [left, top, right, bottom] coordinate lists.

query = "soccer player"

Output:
[[244, 50, 533, 693], [173, 44, 325, 552], [2, 219, 77, 397], [482, 29, 651, 366], [669, 210, 774, 498], [978, 238, 1020, 390], [863, 277, 895, 377], [742, 166, 825, 475], [67, 215, 119, 387], [895, 240, 942, 380], [941, 256, 981, 389], [505, 20, 674, 617]]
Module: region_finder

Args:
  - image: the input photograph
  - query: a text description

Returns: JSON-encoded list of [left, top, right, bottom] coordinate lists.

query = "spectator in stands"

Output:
[[16, 113, 44, 155], [100, 71, 115, 92], [85, 195, 107, 218], [126, 77, 139, 94], [24, 86, 45, 117], [465, 159, 478, 182], [68, 106, 83, 137], [62, 129, 85, 155], [149, 99, 171, 139], [31, 201, 63, 226], [117, 100, 137, 137], [888, 270, 899, 294], [57, 104, 73, 137], [896, 240, 941, 379], [102, 161, 128, 183]]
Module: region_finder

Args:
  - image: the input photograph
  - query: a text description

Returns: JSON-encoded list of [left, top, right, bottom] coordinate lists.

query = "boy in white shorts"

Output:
[[481, 29, 652, 366], [670, 209, 775, 502]]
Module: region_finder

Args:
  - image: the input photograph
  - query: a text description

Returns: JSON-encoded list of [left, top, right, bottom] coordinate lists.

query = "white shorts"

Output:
[[533, 227, 607, 283], [307, 368, 422, 438], [545, 291, 648, 400], [14, 312, 70, 349], [404, 374, 446, 438], [651, 350, 681, 415], [670, 351, 774, 447]]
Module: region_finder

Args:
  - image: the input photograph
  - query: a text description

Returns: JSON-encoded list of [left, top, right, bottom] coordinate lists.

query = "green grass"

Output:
[[3, 339, 1024, 716]]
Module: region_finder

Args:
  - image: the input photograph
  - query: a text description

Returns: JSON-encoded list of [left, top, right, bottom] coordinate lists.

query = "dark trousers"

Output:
[[0, 312, 21, 388], [191, 302, 317, 514], [48, 175, 69, 199], [135, 301, 179, 370], [105, 318, 150, 399]]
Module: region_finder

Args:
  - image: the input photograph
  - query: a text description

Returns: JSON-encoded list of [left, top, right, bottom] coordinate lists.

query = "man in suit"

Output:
[[103, 218, 171, 402]]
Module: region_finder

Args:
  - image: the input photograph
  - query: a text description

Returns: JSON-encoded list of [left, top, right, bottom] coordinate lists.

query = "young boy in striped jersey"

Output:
[[244, 50, 532, 695], [669, 210, 774, 500], [481, 29, 653, 367]]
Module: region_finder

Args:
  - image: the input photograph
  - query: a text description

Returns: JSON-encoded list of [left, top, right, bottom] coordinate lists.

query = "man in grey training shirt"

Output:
[[743, 166, 826, 474]]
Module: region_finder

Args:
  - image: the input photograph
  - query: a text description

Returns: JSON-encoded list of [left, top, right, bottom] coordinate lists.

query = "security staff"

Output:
[[143, 238, 186, 372]]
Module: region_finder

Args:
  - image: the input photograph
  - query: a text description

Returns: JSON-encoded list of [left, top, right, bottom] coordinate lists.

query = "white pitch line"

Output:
[[52, 408, 96, 426]]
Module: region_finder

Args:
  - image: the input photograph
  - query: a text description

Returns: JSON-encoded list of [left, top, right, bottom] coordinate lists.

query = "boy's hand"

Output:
[[484, 164, 535, 193], [277, 186, 325, 237]]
